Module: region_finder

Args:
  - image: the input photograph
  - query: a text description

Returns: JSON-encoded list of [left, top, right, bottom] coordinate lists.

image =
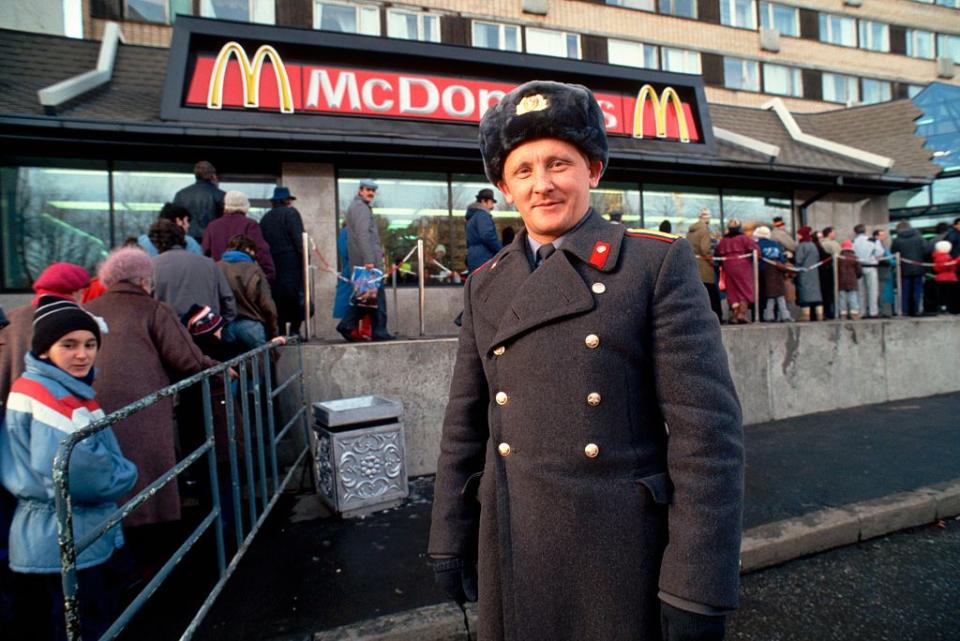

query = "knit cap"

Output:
[[935, 240, 952, 254], [31, 297, 102, 357], [181, 304, 225, 337], [31, 263, 90, 303], [98, 247, 154, 288]]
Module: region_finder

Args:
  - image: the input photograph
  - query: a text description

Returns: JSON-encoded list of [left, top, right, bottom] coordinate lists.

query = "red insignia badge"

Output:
[[589, 241, 611, 269]]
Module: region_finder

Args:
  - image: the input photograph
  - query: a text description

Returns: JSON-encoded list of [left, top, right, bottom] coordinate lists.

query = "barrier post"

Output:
[[391, 268, 398, 336], [302, 232, 311, 340], [752, 250, 760, 323], [832, 254, 840, 320], [417, 239, 426, 337], [894, 252, 903, 317]]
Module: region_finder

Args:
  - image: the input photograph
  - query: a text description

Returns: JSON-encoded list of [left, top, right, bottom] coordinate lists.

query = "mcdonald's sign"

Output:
[[206, 41, 295, 114], [632, 85, 691, 143]]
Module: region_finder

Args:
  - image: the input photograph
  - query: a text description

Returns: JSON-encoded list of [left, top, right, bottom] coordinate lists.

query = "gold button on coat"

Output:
[[495, 391, 509, 405], [587, 392, 602, 406], [592, 282, 607, 294], [493, 346, 506, 357], [498, 442, 512, 456], [585, 334, 600, 349], [584, 443, 600, 458]]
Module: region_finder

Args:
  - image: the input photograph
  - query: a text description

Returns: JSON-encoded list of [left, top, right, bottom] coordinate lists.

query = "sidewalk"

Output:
[[194, 392, 960, 641]]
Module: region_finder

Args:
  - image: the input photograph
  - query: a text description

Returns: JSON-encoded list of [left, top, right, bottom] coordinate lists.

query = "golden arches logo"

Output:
[[632, 85, 690, 143], [207, 41, 294, 114]]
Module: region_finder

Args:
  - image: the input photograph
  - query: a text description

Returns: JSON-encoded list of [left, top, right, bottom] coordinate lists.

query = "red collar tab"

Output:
[[589, 241, 612, 269]]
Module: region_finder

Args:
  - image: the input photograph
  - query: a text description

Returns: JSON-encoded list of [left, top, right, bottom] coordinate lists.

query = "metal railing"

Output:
[[52, 338, 313, 640]]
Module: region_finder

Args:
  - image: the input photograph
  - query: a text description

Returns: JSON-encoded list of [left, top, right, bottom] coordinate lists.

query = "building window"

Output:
[[819, 13, 856, 47], [643, 186, 718, 235], [938, 34, 960, 63], [936, 0, 959, 7], [607, 39, 659, 69], [720, 0, 757, 29], [907, 29, 936, 59], [472, 21, 521, 51], [658, 0, 697, 18], [605, 0, 655, 10], [126, 0, 169, 22], [759, 2, 798, 36], [526, 28, 581, 59], [386, 8, 439, 42], [200, 0, 250, 21], [858, 20, 890, 52], [724, 57, 760, 92], [907, 84, 926, 98], [861, 78, 892, 104], [822, 72, 859, 104], [661, 47, 701, 74], [763, 64, 802, 97], [315, 2, 380, 35]]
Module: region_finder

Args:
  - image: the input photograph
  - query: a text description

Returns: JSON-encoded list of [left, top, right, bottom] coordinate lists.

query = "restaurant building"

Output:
[[0, 14, 946, 337]]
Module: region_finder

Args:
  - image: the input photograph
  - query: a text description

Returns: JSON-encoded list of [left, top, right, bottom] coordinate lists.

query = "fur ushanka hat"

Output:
[[479, 81, 609, 185]]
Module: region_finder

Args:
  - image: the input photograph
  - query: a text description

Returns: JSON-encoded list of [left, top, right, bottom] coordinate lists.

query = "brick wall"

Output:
[[90, 18, 172, 46]]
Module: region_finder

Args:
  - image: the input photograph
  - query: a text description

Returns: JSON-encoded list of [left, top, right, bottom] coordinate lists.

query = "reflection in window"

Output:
[[608, 39, 659, 69], [643, 186, 719, 236], [932, 175, 960, 205], [658, 0, 696, 18], [315, 2, 380, 35], [217, 179, 278, 221], [861, 79, 892, 104], [0, 167, 110, 290], [721, 0, 756, 29], [526, 28, 581, 59], [126, 0, 169, 22], [662, 47, 701, 74], [763, 64, 802, 97], [724, 58, 760, 92], [472, 21, 521, 51], [937, 34, 960, 63], [721, 190, 792, 230], [387, 9, 440, 42], [759, 2, 798, 36], [888, 186, 931, 210], [906, 30, 935, 59], [112, 169, 192, 245], [200, 0, 249, 21], [452, 175, 520, 272], [590, 185, 641, 227], [819, 13, 856, 47], [912, 83, 960, 172]]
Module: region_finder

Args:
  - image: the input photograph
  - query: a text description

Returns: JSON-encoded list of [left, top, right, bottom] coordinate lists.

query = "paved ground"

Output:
[[108, 391, 960, 640], [729, 519, 960, 641]]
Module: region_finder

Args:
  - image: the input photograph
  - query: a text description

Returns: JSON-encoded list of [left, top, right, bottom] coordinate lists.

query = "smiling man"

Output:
[[429, 81, 745, 641]]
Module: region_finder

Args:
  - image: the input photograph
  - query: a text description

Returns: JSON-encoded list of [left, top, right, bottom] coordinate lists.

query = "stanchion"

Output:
[[391, 268, 398, 336], [832, 254, 839, 321], [302, 232, 312, 340], [752, 250, 760, 322], [417, 239, 425, 337], [894, 252, 903, 317]]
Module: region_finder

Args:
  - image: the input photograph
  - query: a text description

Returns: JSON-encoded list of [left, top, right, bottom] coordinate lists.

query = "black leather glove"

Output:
[[661, 602, 726, 641], [431, 556, 478, 604]]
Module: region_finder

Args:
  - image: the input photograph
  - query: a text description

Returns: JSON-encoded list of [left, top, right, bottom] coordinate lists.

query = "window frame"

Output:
[[199, 0, 255, 21], [860, 78, 893, 104], [906, 29, 936, 59], [720, 0, 757, 30], [525, 27, 582, 59], [658, 0, 697, 19], [857, 19, 890, 53], [822, 72, 860, 104], [819, 13, 857, 48], [758, 1, 799, 37], [314, 1, 381, 36], [124, 0, 170, 23], [723, 57, 761, 92], [605, 0, 656, 11], [762, 63, 803, 97], [471, 20, 522, 52], [607, 38, 660, 69], [937, 33, 960, 63], [386, 7, 440, 43]]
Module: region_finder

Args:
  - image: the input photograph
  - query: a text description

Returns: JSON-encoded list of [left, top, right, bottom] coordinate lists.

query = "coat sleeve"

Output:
[[149, 302, 219, 375], [287, 209, 306, 263], [346, 202, 378, 267], [428, 276, 489, 559], [254, 272, 280, 338], [650, 239, 744, 611], [479, 212, 502, 254], [216, 264, 238, 323], [245, 222, 276, 281]]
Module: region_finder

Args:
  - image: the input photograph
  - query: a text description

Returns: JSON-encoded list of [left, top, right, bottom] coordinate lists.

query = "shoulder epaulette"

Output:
[[625, 228, 680, 244]]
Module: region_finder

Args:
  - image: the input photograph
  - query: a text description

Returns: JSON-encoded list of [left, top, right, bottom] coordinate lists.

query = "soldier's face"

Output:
[[498, 138, 603, 244]]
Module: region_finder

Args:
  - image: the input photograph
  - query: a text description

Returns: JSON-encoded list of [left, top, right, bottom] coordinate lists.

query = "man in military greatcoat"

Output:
[[429, 81, 745, 641]]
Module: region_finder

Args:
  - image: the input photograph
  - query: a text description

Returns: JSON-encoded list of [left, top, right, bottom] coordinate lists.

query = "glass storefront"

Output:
[[643, 185, 720, 234]]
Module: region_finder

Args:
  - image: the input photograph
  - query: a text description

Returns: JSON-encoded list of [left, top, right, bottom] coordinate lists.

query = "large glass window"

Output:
[[452, 176, 519, 274], [932, 175, 960, 204], [200, 0, 250, 20], [111, 168, 191, 245], [606, 0, 655, 10], [387, 8, 440, 42], [126, 0, 169, 22], [642, 186, 719, 235], [658, 0, 696, 18], [315, 2, 380, 35], [858, 20, 890, 52], [888, 186, 931, 210], [721, 0, 756, 29], [0, 166, 110, 290], [661, 47, 701, 74], [763, 64, 802, 97], [526, 28, 581, 59], [724, 57, 760, 92], [861, 79, 892, 104], [591, 184, 642, 227], [819, 13, 856, 47], [822, 72, 859, 104], [907, 29, 936, 59], [938, 34, 960, 63], [608, 39, 659, 69], [759, 1, 798, 36], [721, 190, 792, 230], [472, 21, 521, 51]]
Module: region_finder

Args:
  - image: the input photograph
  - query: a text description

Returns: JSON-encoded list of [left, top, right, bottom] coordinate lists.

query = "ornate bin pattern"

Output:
[[312, 396, 408, 518]]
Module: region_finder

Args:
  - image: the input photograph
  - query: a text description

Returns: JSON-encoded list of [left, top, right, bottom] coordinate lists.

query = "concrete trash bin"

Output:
[[312, 395, 408, 518]]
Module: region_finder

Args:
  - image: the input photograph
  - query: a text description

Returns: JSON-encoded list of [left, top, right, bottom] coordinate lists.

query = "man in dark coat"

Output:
[[891, 221, 926, 316], [429, 81, 744, 641], [336, 179, 392, 341], [259, 186, 306, 334], [466, 188, 502, 272], [173, 160, 225, 243]]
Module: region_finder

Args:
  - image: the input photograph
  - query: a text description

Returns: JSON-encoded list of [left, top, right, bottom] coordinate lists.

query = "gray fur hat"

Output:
[[479, 80, 609, 185]]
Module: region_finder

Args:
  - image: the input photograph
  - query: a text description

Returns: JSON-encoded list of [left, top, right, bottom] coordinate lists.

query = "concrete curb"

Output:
[[312, 479, 960, 641]]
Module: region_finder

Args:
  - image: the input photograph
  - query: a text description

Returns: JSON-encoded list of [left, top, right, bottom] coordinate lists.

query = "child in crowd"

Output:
[[754, 226, 793, 322], [837, 240, 863, 320], [0, 298, 137, 640], [932, 240, 958, 314]]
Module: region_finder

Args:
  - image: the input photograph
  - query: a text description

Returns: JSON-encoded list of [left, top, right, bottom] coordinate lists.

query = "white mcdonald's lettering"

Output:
[[361, 78, 394, 112], [633, 85, 690, 143], [441, 85, 475, 118], [597, 99, 618, 130], [399, 77, 439, 115], [478, 89, 505, 118], [207, 41, 294, 114], [306, 70, 361, 111]]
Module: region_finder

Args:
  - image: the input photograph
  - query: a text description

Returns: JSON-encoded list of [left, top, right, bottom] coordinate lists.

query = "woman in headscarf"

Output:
[[715, 218, 759, 324], [794, 226, 824, 321]]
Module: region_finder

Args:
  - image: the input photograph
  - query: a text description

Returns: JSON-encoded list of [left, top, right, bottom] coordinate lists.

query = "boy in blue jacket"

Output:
[[0, 297, 137, 640]]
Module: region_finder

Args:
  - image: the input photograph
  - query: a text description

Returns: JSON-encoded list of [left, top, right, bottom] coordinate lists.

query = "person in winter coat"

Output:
[[259, 187, 305, 334], [837, 240, 864, 319], [687, 209, 721, 320], [465, 188, 502, 272], [85, 248, 217, 534], [891, 221, 927, 317], [770, 216, 796, 257], [333, 225, 352, 319], [853, 223, 885, 318], [755, 226, 792, 322], [218, 235, 281, 351], [202, 192, 276, 282], [716, 218, 758, 324], [429, 81, 744, 641], [932, 240, 959, 314], [0, 298, 137, 641], [138, 203, 203, 257], [173, 160, 225, 243], [794, 226, 824, 321]]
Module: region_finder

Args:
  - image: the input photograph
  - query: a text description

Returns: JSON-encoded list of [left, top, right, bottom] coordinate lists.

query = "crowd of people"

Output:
[[0, 161, 305, 639], [686, 211, 960, 323]]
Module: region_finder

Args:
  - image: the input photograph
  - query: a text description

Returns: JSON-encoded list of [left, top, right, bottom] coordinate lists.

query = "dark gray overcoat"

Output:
[[429, 210, 744, 641]]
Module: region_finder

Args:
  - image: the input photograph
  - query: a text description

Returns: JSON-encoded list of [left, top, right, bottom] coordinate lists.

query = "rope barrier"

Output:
[[311, 243, 419, 287]]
